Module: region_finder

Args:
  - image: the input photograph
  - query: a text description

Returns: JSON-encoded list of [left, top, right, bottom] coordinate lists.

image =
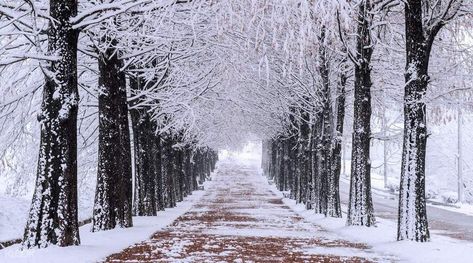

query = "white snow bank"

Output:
[[0, 196, 30, 242], [0, 195, 95, 243], [270, 184, 473, 263]]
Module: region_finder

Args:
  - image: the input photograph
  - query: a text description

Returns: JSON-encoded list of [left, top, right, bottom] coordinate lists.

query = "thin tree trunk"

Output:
[[316, 26, 333, 216], [300, 112, 311, 208], [154, 135, 165, 211], [326, 69, 346, 218], [23, 0, 80, 248], [162, 135, 176, 208]]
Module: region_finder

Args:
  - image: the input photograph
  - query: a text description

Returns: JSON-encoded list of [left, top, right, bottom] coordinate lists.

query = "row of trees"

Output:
[[1, 0, 472, 250], [1, 0, 219, 248], [261, 0, 469, 243]]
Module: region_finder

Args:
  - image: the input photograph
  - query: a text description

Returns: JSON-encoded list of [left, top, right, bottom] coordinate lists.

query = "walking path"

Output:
[[105, 161, 392, 262]]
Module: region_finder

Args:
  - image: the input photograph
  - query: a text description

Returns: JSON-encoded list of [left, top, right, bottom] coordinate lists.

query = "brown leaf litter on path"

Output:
[[104, 163, 396, 263]]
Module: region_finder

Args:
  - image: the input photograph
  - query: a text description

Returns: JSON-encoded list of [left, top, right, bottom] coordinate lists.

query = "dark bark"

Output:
[[183, 148, 193, 195], [175, 145, 185, 202], [153, 135, 165, 211], [347, 0, 375, 226], [130, 78, 158, 216], [162, 135, 177, 208], [92, 46, 133, 231], [309, 122, 318, 210], [277, 139, 285, 191], [117, 75, 134, 227], [397, 0, 437, 242], [269, 139, 278, 182], [327, 69, 347, 218], [190, 150, 199, 191], [299, 112, 312, 209], [314, 27, 333, 215], [23, 0, 80, 248]]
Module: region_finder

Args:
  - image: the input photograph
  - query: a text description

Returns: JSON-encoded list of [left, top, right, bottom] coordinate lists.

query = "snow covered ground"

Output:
[[0, 195, 94, 243], [0, 177, 212, 262], [237, 144, 473, 262], [1, 143, 473, 263], [0, 196, 29, 242], [103, 155, 397, 262], [283, 197, 473, 263]]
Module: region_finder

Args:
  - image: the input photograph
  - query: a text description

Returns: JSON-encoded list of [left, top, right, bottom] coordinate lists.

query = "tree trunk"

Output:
[[23, 0, 80, 248], [309, 122, 318, 210], [316, 26, 333, 216], [397, 0, 433, 242], [154, 135, 165, 211], [347, 0, 375, 226], [175, 145, 185, 202], [183, 148, 193, 196], [327, 69, 347, 218], [130, 78, 158, 216], [300, 112, 312, 209], [92, 46, 133, 231], [162, 135, 177, 208], [117, 73, 133, 228]]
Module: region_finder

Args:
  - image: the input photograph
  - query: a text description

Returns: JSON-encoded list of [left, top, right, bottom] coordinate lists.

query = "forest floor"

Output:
[[104, 161, 395, 262]]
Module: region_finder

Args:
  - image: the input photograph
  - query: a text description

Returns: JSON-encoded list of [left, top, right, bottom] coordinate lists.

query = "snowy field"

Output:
[[0, 196, 29, 242]]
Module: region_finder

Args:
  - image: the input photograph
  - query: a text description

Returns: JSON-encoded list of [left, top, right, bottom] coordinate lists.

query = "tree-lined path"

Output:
[[105, 160, 393, 262]]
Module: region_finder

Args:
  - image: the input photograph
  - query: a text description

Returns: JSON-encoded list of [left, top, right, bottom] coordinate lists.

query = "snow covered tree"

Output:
[[92, 41, 133, 231], [22, 0, 81, 248], [327, 60, 348, 218], [313, 26, 333, 215], [398, 0, 464, 242], [346, 0, 376, 227], [129, 76, 160, 216]]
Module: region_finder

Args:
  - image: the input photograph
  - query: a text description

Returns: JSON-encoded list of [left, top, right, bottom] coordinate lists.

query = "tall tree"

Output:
[[92, 45, 133, 231], [398, 0, 463, 242], [327, 63, 347, 218], [162, 134, 177, 208], [313, 26, 333, 215], [347, 0, 375, 226], [130, 77, 159, 216], [23, 0, 80, 248]]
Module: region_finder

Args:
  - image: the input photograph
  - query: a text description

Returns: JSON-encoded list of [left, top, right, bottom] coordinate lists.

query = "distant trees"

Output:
[[261, 25, 347, 218], [259, 0, 471, 244]]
